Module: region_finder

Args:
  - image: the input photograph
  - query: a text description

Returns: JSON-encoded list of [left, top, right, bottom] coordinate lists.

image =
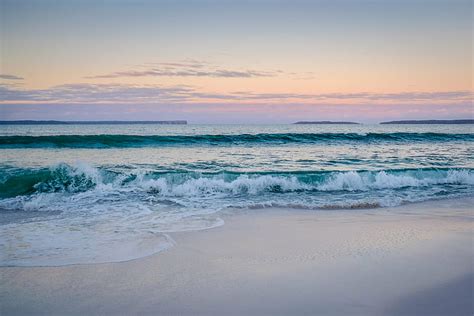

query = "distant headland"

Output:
[[380, 119, 474, 124], [294, 121, 360, 125], [0, 120, 188, 125]]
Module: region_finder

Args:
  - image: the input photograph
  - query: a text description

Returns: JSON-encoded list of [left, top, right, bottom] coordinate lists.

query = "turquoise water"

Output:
[[0, 124, 473, 266]]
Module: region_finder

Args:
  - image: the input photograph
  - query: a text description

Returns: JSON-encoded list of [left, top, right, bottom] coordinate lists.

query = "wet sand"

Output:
[[1, 198, 473, 315]]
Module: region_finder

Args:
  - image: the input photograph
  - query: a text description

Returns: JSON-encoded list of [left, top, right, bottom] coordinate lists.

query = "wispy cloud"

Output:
[[0, 83, 192, 103], [227, 91, 474, 101], [86, 60, 280, 79], [0, 74, 24, 80], [1, 83, 472, 105]]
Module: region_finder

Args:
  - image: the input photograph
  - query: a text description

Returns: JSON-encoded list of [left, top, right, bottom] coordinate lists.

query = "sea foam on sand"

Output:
[[0, 197, 473, 315]]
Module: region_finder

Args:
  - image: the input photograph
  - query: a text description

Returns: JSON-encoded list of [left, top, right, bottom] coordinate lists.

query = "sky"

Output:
[[0, 0, 472, 123]]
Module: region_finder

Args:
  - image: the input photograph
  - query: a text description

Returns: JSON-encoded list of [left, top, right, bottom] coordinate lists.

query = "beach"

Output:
[[2, 0, 473, 313], [1, 197, 472, 315]]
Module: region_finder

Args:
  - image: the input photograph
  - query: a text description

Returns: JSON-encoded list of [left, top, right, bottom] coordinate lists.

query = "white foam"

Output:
[[136, 174, 309, 197], [318, 170, 474, 192]]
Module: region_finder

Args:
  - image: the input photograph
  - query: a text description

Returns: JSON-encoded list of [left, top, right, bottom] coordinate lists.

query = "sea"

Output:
[[0, 123, 473, 266]]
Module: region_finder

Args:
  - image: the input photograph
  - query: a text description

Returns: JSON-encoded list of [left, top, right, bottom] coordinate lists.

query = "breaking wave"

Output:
[[1, 163, 473, 199]]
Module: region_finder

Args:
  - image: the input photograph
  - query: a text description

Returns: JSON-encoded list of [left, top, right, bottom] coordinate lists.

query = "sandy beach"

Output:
[[1, 197, 472, 315]]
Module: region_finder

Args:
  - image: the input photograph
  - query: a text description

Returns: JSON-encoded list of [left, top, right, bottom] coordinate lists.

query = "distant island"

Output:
[[0, 120, 188, 125], [294, 121, 359, 125], [380, 119, 474, 125]]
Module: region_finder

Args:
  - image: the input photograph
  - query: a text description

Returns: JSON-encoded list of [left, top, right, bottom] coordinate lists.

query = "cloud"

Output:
[[1, 82, 471, 123], [1, 83, 472, 106], [0, 74, 24, 80], [0, 83, 192, 103], [86, 60, 280, 79], [228, 91, 473, 101]]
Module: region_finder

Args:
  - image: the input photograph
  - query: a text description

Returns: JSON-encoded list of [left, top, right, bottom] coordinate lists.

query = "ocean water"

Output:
[[0, 124, 473, 266]]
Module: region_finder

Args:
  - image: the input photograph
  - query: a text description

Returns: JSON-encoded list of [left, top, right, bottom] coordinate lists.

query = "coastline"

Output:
[[1, 197, 473, 315]]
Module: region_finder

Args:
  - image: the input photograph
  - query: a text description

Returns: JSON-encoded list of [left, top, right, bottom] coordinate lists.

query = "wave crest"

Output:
[[1, 163, 472, 199], [137, 174, 309, 196], [0, 132, 472, 148], [319, 169, 474, 192]]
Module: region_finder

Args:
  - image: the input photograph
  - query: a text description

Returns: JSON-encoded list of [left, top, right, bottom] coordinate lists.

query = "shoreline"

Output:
[[1, 197, 473, 315], [2, 196, 470, 268]]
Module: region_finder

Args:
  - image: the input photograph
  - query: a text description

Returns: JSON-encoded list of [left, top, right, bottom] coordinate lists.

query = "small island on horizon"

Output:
[[1, 119, 473, 125], [294, 121, 360, 125], [0, 120, 188, 125], [380, 119, 474, 124]]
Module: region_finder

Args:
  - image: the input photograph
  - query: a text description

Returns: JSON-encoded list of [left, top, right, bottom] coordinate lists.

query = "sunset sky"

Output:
[[0, 0, 472, 123]]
